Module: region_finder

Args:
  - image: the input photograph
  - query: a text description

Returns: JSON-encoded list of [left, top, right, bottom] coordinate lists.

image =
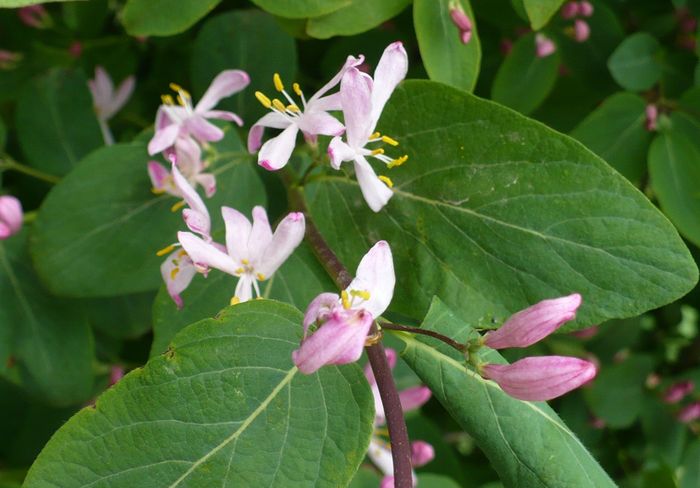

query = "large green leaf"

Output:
[[15, 68, 102, 177], [306, 0, 411, 39], [121, 0, 221, 36], [523, 0, 565, 30], [304, 80, 697, 330], [492, 33, 560, 115], [191, 10, 297, 125], [414, 0, 481, 93], [30, 133, 265, 297], [250, 0, 349, 18], [0, 0, 71, 6], [608, 33, 663, 92], [397, 298, 615, 488], [570, 92, 651, 183], [648, 129, 700, 247], [150, 242, 334, 356], [0, 230, 94, 406], [24, 301, 374, 488]]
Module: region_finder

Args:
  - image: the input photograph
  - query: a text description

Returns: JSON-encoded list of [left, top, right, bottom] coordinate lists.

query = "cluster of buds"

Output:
[[0, 195, 23, 240], [561, 1, 594, 42], [449, 1, 473, 44]]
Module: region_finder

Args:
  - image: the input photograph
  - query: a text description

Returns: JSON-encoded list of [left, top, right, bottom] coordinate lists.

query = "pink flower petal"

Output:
[[221, 206, 252, 264], [258, 124, 299, 170], [327, 136, 355, 169], [248, 206, 274, 263], [202, 109, 243, 126], [296, 110, 345, 138], [302, 292, 341, 336], [0, 195, 23, 237], [196, 69, 250, 113], [178, 231, 238, 276], [148, 122, 180, 155], [353, 155, 394, 212], [370, 42, 408, 126], [399, 386, 432, 412], [247, 112, 291, 153], [257, 212, 305, 277], [185, 115, 224, 143], [160, 249, 196, 309], [346, 239, 395, 318], [410, 440, 435, 467], [339, 68, 374, 147]]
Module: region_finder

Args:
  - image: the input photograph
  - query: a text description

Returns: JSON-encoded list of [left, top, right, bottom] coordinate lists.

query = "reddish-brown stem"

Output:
[[381, 322, 466, 352]]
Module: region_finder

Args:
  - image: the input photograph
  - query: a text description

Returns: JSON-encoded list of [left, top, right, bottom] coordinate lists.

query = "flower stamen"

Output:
[[378, 175, 394, 188]]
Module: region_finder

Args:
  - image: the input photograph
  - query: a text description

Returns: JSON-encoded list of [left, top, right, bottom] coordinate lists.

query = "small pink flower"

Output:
[[0, 195, 23, 240], [645, 104, 658, 131], [535, 33, 556, 58], [590, 416, 605, 429], [578, 1, 594, 17], [678, 402, 700, 423], [482, 356, 597, 402], [663, 380, 694, 404], [410, 441, 435, 466], [449, 3, 473, 44], [573, 19, 591, 42], [148, 137, 216, 198], [18, 5, 51, 29], [561, 1, 579, 19], [109, 366, 125, 386], [88, 66, 135, 123]]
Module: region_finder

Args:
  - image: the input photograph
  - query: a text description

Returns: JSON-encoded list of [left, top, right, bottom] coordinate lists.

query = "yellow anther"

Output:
[[241, 259, 249, 265], [371, 148, 385, 156], [272, 98, 286, 112], [234, 267, 244, 274], [256, 273, 266, 281], [255, 91, 272, 108], [169, 82, 183, 92], [151, 187, 166, 195], [387, 155, 408, 168], [170, 267, 180, 280], [170, 200, 186, 212], [292, 83, 302, 96], [156, 244, 176, 257], [341, 290, 351, 310], [161, 94, 175, 105], [381, 135, 399, 146], [378, 175, 394, 188], [286, 104, 300, 112], [370, 132, 381, 139], [350, 289, 371, 301], [273, 73, 284, 92], [177, 250, 188, 258], [230, 296, 241, 306], [176, 94, 187, 107]]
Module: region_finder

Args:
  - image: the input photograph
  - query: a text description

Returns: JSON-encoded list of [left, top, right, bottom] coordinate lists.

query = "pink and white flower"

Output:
[[0, 195, 23, 239], [328, 42, 409, 212], [148, 137, 216, 198], [292, 241, 395, 374], [148, 70, 250, 155], [88, 66, 136, 145], [178, 207, 305, 304], [248, 55, 365, 171]]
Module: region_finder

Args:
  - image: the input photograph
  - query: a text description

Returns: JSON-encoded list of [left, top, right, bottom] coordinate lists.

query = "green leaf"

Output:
[[62, 0, 109, 36], [0, 0, 71, 5], [15, 68, 102, 177], [191, 10, 297, 125], [413, 0, 481, 92], [250, 0, 349, 18], [304, 80, 697, 330], [121, 0, 221, 37], [648, 130, 700, 247], [31, 132, 265, 297], [0, 231, 94, 406], [24, 301, 374, 488], [608, 33, 663, 91], [640, 399, 686, 467], [583, 355, 654, 428], [570, 92, 652, 183], [150, 242, 334, 356], [491, 33, 560, 115], [523, 0, 565, 30], [398, 298, 615, 488], [306, 0, 411, 39], [86, 292, 155, 339], [418, 474, 463, 488], [680, 440, 700, 488], [0, 115, 6, 151]]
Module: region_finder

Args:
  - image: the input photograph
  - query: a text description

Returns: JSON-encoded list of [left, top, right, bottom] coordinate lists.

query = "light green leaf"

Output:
[[305, 80, 697, 330], [648, 130, 700, 247], [570, 92, 651, 183], [0, 230, 94, 406], [523, 0, 565, 30], [250, 0, 349, 18], [418, 474, 463, 488], [24, 301, 374, 488], [680, 439, 700, 488], [414, 0, 481, 93], [306, 0, 411, 39], [191, 10, 297, 125], [492, 33, 560, 115], [31, 132, 265, 297], [0, 0, 71, 5], [397, 298, 615, 488], [121, 0, 221, 36], [15, 68, 102, 177], [150, 242, 334, 356], [608, 33, 663, 91]]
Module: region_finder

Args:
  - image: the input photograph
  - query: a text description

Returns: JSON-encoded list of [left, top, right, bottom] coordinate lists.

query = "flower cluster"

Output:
[[561, 1, 594, 42]]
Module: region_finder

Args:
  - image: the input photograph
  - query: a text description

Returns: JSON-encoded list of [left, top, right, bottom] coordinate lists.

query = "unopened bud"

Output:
[[578, 1, 594, 17], [449, 3, 473, 45], [561, 1, 579, 19], [574, 19, 590, 42], [663, 380, 694, 404], [0, 196, 23, 240], [678, 402, 700, 423], [411, 441, 435, 467], [645, 104, 658, 132], [535, 34, 556, 58], [109, 365, 125, 386], [18, 5, 52, 29]]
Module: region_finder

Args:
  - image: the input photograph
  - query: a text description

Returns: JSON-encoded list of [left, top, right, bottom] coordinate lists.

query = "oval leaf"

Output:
[[121, 0, 221, 37], [304, 80, 697, 329], [608, 33, 663, 92], [24, 301, 374, 487], [414, 0, 481, 92], [306, 0, 411, 39], [250, 0, 349, 18], [523, 0, 566, 30]]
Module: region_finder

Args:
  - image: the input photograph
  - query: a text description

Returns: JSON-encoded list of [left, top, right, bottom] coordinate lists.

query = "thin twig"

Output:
[[0, 156, 60, 184], [381, 322, 466, 352]]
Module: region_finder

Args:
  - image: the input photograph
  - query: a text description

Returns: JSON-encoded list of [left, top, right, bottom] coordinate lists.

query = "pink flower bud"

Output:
[[570, 325, 599, 339], [590, 416, 606, 429], [573, 19, 590, 42], [678, 402, 700, 423], [484, 294, 582, 350], [482, 356, 597, 401], [561, 1, 579, 19], [380, 476, 395, 488], [69, 41, 82, 59], [18, 5, 51, 29], [535, 34, 556, 58], [0, 196, 23, 240], [663, 380, 694, 404], [578, 1, 594, 17], [410, 441, 435, 467], [645, 104, 658, 131], [0, 50, 22, 70], [500, 38, 513, 56], [460, 30, 473, 44], [646, 373, 661, 389], [109, 365, 125, 386], [449, 4, 473, 45]]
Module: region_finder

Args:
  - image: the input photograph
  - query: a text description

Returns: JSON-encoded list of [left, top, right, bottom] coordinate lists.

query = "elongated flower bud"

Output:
[[482, 356, 597, 401], [663, 380, 694, 404], [645, 104, 658, 131], [678, 402, 700, 423], [484, 294, 582, 349], [574, 19, 591, 42], [449, 3, 473, 44], [0, 195, 23, 239], [578, 1, 594, 17]]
